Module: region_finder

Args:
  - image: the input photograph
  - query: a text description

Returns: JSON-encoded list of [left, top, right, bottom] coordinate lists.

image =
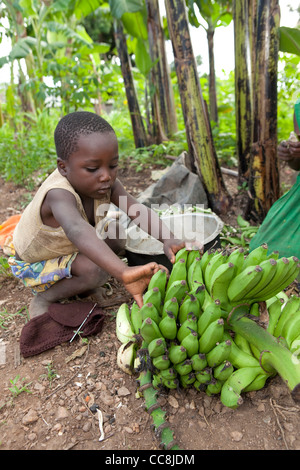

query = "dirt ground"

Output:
[[0, 162, 300, 452]]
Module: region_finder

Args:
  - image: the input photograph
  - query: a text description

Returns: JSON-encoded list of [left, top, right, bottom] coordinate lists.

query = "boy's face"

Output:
[[58, 132, 119, 199]]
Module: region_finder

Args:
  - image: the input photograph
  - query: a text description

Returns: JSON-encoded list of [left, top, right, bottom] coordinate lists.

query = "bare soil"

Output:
[[0, 162, 299, 452]]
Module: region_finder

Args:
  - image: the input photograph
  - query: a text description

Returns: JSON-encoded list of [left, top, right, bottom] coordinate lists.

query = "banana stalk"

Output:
[[228, 305, 300, 402], [136, 343, 181, 450]]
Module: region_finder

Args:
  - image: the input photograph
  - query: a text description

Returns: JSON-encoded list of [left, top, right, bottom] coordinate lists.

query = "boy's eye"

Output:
[[110, 163, 119, 169], [86, 167, 97, 172]]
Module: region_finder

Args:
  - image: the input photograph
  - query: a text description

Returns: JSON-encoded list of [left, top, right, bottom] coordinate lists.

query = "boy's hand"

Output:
[[163, 239, 203, 264], [122, 263, 167, 308]]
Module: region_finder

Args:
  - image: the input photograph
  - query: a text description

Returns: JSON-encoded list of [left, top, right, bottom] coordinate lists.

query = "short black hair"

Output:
[[54, 111, 116, 160]]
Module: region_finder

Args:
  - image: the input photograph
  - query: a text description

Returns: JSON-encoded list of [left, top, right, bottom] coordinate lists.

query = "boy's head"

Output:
[[54, 111, 116, 161]]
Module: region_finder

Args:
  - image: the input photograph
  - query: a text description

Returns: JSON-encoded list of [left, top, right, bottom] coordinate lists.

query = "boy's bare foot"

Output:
[[29, 295, 53, 319]]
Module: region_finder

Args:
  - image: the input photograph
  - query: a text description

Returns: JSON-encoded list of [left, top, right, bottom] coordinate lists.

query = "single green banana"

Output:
[[253, 256, 296, 301], [281, 309, 300, 348], [161, 296, 179, 319], [227, 265, 263, 303], [274, 259, 300, 294], [140, 317, 162, 344], [116, 341, 137, 375], [274, 295, 300, 337], [198, 318, 225, 354], [179, 372, 196, 388], [175, 247, 189, 263], [187, 257, 203, 289], [152, 374, 163, 389], [220, 366, 263, 409], [178, 293, 201, 323], [204, 250, 228, 290], [180, 329, 199, 357], [197, 300, 222, 336], [290, 334, 300, 354], [234, 333, 253, 356], [147, 268, 168, 300], [242, 243, 269, 270], [243, 258, 277, 299], [187, 282, 206, 307], [206, 339, 232, 368], [213, 360, 234, 381], [190, 352, 207, 371], [152, 353, 171, 371], [199, 249, 214, 274], [148, 337, 167, 358], [116, 303, 136, 344], [266, 297, 284, 335], [243, 372, 271, 392], [227, 247, 245, 276], [130, 301, 142, 334], [168, 343, 188, 364], [177, 314, 198, 343], [187, 249, 201, 270], [143, 287, 162, 314], [159, 367, 177, 380], [249, 302, 259, 317], [140, 302, 160, 324], [194, 380, 206, 392], [209, 262, 235, 307], [195, 367, 212, 384], [174, 359, 193, 376], [158, 311, 177, 340], [164, 280, 188, 304], [162, 377, 180, 389], [227, 338, 261, 369], [205, 378, 224, 396], [166, 258, 187, 291]]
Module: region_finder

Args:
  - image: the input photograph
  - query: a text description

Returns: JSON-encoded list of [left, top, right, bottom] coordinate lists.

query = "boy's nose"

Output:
[[99, 169, 112, 181]]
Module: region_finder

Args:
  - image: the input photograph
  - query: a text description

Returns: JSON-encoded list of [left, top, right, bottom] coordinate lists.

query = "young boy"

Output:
[[10, 111, 195, 318]]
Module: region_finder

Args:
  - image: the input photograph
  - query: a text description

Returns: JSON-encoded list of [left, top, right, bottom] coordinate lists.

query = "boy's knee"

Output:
[[72, 255, 108, 287]]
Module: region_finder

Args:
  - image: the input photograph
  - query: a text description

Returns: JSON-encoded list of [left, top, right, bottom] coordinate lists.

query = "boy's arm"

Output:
[[111, 180, 202, 263], [46, 188, 160, 306]]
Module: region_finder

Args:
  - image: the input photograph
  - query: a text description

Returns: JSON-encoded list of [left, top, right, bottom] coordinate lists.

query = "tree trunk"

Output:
[[233, 0, 252, 184], [207, 27, 218, 125], [164, 0, 232, 215], [114, 20, 148, 148], [146, 0, 178, 142], [246, 0, 280, 222]]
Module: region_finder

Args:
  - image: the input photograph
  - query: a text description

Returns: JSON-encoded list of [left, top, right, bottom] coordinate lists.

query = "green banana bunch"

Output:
[[116, 303, 136, 344], [220, 366, 263, 409]]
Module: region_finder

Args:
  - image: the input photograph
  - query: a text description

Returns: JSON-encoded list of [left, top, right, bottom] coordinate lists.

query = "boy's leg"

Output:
[[29, 221, 127, 318]]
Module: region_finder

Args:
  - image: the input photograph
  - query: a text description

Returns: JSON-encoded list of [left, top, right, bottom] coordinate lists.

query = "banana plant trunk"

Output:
[[146, 0, 178, 142], [164, 0, 232, 215], [233, 0, 252, 184], [113, 20, 148, 148], [246, 0, 280, 222], [207, 27, 218, 125]]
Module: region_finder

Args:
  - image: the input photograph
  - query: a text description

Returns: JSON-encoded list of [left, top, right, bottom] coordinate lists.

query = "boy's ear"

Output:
[[57, 158, 67, 176]]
